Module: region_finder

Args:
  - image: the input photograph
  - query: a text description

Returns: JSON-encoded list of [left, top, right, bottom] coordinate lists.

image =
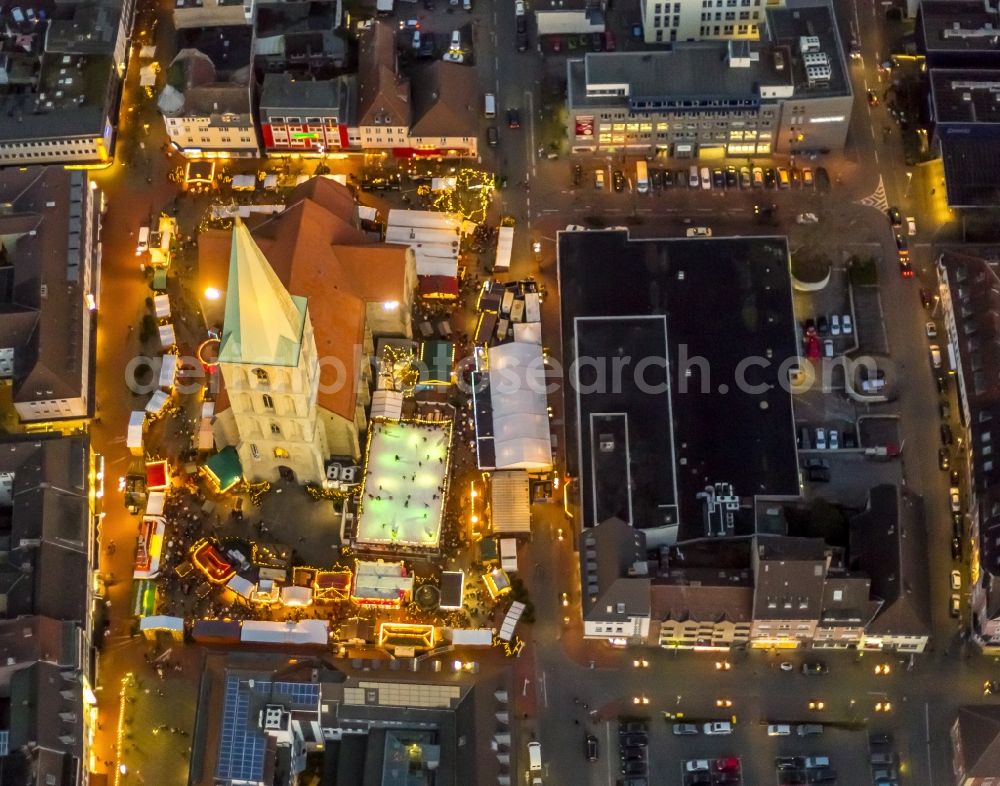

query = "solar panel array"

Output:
[[216, 675, 266, 783], [266, 680, 321, 708]]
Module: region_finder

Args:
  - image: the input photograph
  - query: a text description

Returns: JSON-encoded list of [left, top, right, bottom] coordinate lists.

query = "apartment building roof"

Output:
[[918, 0, 1000, 58], [410, 62, 479, 139], [953, 705, 1000, 779], [357, 21, 410, 128], [259, 73, 357, 124], [752, 536, 828, 622], [849, 485, 931, 639], [0, 168, 95, 408]]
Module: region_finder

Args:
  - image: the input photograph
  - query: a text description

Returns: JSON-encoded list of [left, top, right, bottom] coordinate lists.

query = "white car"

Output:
[[686, 227, 712, 237], [515, 0, 525, 14], [930, 344, 942, 369], [842, 314, 853, 335], [442, 50, 465, 63], [565, 224, 586, 231], [951, 570, 962, 590], [951, 488, 962, 513], [830, 314, 841, 336], [815, 428, 827, 450], [767, 725, 792, 736], [926, 321, 938, 339], [412, 29, 421, 49], [829, 430, 839, 450], [907, 216, 917, 236], [685, 760, 710, 772], [823, 338, 834, 358], [796, 212, 819, 224], [450, 29, 462, 49], [703, 722, 733, 735]]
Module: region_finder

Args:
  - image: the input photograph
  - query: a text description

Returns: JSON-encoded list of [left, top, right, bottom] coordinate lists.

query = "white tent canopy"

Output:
[[281, 586, 313, 606], [158, 323, 176, 348], [386, 209, 463, 231], [227, 575, 255, 599], [146, 389, 170, 415], [450, 628, 494, 646], [159, 354, 177, 389], [524, 292, 541, 323], [154, 294, 171, 319], [127, 411, 145, 454], [512, 322, 541, 344], [491, 470, 532, 533], [371, 389, 404, 421], [495, 226, 513, 271], [488, 342, 553, 470], [232, 174, 256, 190], [146, 491, 166, 516], [241, 619, 329, 645]]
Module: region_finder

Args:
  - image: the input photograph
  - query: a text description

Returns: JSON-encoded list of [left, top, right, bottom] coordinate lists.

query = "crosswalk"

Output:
[[856, 176, 889, 213]]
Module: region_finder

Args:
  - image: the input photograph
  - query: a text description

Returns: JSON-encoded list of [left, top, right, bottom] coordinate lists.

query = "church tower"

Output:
[[218, 222, 328, 485]]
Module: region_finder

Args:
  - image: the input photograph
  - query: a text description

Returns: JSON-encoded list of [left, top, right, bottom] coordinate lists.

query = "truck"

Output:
[[494, 225, 513, 271], [635, 160, 649, 194]]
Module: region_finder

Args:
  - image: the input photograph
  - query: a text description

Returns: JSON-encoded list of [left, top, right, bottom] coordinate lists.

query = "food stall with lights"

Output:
[[351, 560, 414, 607]]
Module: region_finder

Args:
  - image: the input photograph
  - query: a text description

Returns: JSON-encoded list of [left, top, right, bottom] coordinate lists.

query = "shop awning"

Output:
[[158, 323, 176, 348], [205, 446, 242, 492], [139, 615, 183, 633], [159, 354, 177, 389], [419, 276, 460, 299], [490, 470, 532, 534], [154, 294, 171, 319], [146, 390, 169, 415], [419, 341, 453, 386], [146, 460, 169, 490]]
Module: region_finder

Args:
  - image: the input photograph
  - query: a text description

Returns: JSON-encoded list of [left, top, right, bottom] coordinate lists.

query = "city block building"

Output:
[[0, 167, 102, 422], [0, 0, 134, 167], [567, 1, 851, 158], [259, 73, 359, 155]]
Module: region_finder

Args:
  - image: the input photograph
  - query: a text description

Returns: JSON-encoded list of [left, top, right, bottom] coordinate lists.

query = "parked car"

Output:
[[926, 321, 938, 338], [764, 167, 777, 188], [703, 722, 732, 735], [951, 487, 962, 513], [887, 206, 902, 225], [942, 423, 954, 445], [739, 167, 752, 188], [752, 166, 764, 188], [951, 570, 962, 591], [594, 169, 605, 189], [507, 108, 521, 128], [899, 258, 914, 277], [585, 734, 599, 761], [714, 758, 740, 772], [725, 167, 738, 188], [952, 537, 962, 560], [842, 314, 853, 334], [951, 594, 961, 617], [823, 339, 834, 358], [768, 724, 791, 736], [797, 724, 824, 736], [930, 344, 942, 369], [613, 170, 625, 192], [802, 661, 828, 675], [939, 448, 951, 471], [802, 168, 814, 187], [486, 126, 498, 146], [673, 723, 699, 735], [907, 216, 917, 235], [830, 314, 841, 335], [817, 315, 829, 335], [921, 288, 935, 309], [815, 428, 827, 450], [796, 212, 819, 224], [869, 733, 894, 746], [685, 761, 710, 772], [828, 430, 839, 450]]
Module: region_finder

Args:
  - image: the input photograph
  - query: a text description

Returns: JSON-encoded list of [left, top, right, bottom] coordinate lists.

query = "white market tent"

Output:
[[241, 619, 329, 645], [512, 322, 541, 344], [153, 294, 171, 319], [158, 354, 177, 389], [281, 586, 313, 606], [232, 174, 256, 191], [386, 209, 463, 231], [139, 65, 157, 87], [488, 342, 553, 471], [524, 292, 541, 323], [227, 575, 255, 599], [371, 389, 404, 421], [498, 601, 526, 641], [450, 628, 494, 646], [500, 538, 518, 572], [158, 323, 176, 348], [146, 389, 170, 415], [490, 470, 531, 534], [385, 210, 463, 279], [127, 411, 145, 455], [146, 491, 166, 517], [495, 226, 514, 271]]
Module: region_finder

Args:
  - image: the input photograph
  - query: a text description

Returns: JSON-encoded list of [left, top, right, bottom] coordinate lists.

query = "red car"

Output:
[[899, 259, 914, 278], [714, 757, 740, 772]]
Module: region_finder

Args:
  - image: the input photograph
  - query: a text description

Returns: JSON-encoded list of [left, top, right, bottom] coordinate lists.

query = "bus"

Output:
[[635, 160, 649, 193]]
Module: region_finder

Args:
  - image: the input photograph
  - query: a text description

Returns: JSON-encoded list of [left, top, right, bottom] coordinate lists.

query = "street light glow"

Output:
[[204, 287, 221, 300]]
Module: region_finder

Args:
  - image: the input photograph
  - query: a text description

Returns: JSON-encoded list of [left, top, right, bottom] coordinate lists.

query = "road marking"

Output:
[[856, 175, 889, 213], [526, 89, 536, 179], [924, 702, 935, 786], [540, 671, 548, 708]]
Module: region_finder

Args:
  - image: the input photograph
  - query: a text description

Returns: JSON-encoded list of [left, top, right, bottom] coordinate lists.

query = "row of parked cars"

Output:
[[641, 164, 825, 192], [868, 734, 900, 786], [683, 756, 741, 786], [619, 720, 649, 785], [775, 756, 838, 785]]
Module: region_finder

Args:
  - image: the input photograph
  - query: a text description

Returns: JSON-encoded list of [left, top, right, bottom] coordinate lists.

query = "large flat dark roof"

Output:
[[557, 230, 800, 532]]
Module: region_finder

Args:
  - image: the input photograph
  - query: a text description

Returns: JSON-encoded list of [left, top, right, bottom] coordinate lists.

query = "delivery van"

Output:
[[528, 741, 542, 771], [635, 160, 649, 194], [484, 93, 496, 118]]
